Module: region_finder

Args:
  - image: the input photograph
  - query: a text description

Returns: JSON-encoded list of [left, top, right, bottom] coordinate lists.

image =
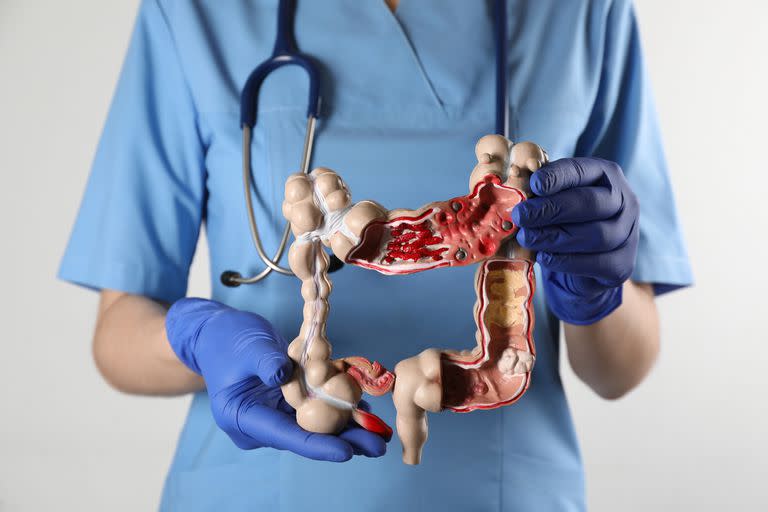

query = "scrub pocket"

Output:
[[160, 395, 282, 512], [164, 456, 280, 512]]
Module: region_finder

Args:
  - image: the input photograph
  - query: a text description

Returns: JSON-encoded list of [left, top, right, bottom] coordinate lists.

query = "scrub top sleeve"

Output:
[[575, 0, 693, 295], [58, 0, 206, 304]]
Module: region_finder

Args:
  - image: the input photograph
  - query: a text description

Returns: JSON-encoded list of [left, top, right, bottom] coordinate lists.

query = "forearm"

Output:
[[563, 281, 659, 399], [93, 290, 204, 395]]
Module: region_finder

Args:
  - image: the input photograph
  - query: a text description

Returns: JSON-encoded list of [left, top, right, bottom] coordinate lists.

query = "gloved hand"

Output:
[[512, 158, 639, 325], [166, 298, 387, 461]]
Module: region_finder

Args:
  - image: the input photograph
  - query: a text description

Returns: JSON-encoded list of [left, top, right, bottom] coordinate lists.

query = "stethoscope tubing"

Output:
[[224, 0, 508, 286]]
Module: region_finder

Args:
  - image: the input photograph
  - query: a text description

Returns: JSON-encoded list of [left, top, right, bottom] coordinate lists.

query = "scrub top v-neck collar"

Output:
[[388, 0, 499, 116], [375, 0, 445, 110]]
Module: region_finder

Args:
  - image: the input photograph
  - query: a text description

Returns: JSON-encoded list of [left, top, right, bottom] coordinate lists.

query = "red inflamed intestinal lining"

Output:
[[383, 221, 446, 264]]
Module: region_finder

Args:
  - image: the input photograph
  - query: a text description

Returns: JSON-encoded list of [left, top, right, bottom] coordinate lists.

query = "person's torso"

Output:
[[158, 1, 606, 510]]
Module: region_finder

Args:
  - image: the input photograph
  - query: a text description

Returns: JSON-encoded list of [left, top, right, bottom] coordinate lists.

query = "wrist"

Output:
[[166, 298, 230, 374], [544, 274, 623, 325], [157, 313, 185, 366]]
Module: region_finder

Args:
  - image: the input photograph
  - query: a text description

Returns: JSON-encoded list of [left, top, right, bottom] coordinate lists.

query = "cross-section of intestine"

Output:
[[441, 259, 536, 412], [278, 135, 548, 464]]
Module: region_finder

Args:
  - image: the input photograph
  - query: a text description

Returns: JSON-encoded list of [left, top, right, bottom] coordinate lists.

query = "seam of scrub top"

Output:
[[154, 0, 208, 152], [197, 107, 502, 132]]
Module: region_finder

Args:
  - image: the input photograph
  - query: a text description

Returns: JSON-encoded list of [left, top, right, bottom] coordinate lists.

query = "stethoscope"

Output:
[[222, 0, 509, 287]]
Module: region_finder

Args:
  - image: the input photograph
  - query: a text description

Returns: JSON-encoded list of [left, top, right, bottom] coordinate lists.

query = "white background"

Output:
[[1, 1, 767, 510]]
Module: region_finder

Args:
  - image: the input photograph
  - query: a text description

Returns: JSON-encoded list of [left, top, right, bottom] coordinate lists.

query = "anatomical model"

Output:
[[279, 135, 547, 464]]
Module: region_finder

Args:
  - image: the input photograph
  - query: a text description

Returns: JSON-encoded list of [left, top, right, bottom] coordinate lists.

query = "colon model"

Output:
[[279, 135, 547, 464]]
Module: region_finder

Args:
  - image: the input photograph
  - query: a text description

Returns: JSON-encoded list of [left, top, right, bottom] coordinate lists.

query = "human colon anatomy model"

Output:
[[279, 135, 547, 464]]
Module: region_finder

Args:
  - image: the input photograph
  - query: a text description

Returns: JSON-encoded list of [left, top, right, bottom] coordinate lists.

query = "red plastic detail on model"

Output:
[[350, 257, 452, 275], [346, 176, 526, 275], [352, 408, 394, 442], [344, 357, 396, 396], [383, 221, 447, 264]]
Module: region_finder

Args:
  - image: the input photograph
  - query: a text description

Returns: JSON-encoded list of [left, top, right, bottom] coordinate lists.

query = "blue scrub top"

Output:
[[60, 1, 693, 510]]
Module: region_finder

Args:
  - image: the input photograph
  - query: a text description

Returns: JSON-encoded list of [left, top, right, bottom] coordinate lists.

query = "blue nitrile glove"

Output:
[[512, 158, 639, 325], [166, 298, 387, 461]]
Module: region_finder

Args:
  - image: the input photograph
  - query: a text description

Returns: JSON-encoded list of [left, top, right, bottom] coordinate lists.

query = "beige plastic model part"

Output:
[[280, 170, 364, 433], [392, 349, 443, 465]]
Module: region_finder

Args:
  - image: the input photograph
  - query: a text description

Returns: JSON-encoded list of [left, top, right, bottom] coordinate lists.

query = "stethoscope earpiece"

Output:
[[328, 255, 344, 273]]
